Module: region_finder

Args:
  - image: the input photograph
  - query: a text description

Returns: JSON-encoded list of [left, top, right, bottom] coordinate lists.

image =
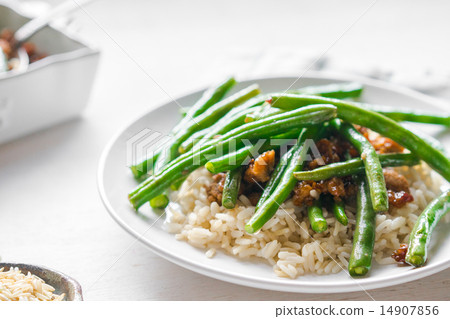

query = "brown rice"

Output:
[[165, 163, 447, 278]]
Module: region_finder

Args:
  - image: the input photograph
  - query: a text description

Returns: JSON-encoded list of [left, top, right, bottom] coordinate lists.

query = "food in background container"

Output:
[[0, 2, 100, 144], [0, 28, 47, 73]]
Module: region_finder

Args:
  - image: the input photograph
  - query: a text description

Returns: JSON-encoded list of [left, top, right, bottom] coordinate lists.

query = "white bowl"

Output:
[[98, 73, 450, 293], [0, 0, 100, 144]]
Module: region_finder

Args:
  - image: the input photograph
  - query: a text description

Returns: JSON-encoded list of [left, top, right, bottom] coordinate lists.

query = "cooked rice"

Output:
[[0, 267, 65, 301], [165, 163, 447, 278]]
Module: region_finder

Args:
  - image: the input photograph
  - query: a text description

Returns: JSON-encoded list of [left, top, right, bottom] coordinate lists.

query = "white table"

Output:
[[1, 0, 449, 300]]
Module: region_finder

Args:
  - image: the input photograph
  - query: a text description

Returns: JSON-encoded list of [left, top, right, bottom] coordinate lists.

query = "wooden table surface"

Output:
[[1, 0, 449, 300]]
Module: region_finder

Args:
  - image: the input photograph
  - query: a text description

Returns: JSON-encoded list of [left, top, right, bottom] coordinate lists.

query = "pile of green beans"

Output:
[[179, 96, 269, 154], [270, 94, 450, 182], [153, 84, 261, 172], [129, 105, 337, 209], [149, 77, 239, 208], [127, 79, 450, 278], [245, 127, 320, 234], [205, 130, 298, 174], [130, 77, 236, 180], [330, 119, 388, 212]]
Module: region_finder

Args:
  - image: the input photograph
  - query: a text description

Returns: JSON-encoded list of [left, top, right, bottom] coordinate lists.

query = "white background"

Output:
[[0, 0, 449, 300]]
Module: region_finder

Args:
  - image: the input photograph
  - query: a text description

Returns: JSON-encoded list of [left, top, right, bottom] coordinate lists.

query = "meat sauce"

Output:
[[207, 128, 413, 210]]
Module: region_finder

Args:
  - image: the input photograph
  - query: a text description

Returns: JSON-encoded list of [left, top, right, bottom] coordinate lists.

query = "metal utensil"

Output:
[[13, 0, 95, 71]]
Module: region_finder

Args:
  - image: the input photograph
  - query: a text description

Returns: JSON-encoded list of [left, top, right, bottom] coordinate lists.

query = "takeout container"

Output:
[[0, 0, 100, 144]]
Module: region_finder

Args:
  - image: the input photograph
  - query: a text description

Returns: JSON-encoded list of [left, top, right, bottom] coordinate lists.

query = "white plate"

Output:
[[98, 73, 450, 293]]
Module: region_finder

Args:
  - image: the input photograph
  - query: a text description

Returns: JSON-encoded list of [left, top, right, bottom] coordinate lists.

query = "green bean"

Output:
[[349, 175, 376, 277], [149, 193, 169, 209], [129, 77, 236, 179], [246, 106, 283, 123], [222, 168, 243, 209], [289, 82, 364, 99], [308, 200, 327, 233], [186, 77, 237, 118], [383, 112, 449, 126], [401, 123, 448, 156], [130, 153, 159, 181], [179, 129, 207, 154], [150, 191, 170, 209], [205, 130, 298, 174], [245, 127, 320, 233], [270, 94, 450, 182], [332, 200, 348, 226], [256, 124, 329, 211], [330, 119, 388, 212], [150, 80, 241, 206], [294, 153, 419, 181], [154, 84, 261, 172], [405, 190, 450, 267], [330, 153, 350, 227], [244, 82, 364, 122], [130, 105, 335, 202], [244, 101, 272, 122], [243, 82, 363, 123], [129, 105, 337, 209], [178, 96, 268, 154], [354, 103, 450, 126], [255, 147, 296, 211], [150, 86, 260, 206]]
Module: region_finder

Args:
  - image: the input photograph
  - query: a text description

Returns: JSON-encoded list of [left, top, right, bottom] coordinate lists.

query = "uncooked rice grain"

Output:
[[165, 163, 447, 278], [0, 267, 65, 301]]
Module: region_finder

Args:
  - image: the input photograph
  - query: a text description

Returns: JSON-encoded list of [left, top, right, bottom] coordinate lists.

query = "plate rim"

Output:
[[97, 71, 450, 294]]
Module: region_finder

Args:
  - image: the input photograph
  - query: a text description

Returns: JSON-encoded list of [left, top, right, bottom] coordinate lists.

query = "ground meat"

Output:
[[355, 126, 367, 138], [383, 169, 414, 208], [307, 137, 359, 170], [356, 125, 404, 154], [207, 172, 263, 206], [326, 177, 346, 198], [206, 173, 226, 204], [388, 190, 414, 208], [207, 150, 275, 206], [292, 177, 354, 206], [293, 181, 322, 206], [372, 136, 404, 154], [244, 150, 275, 183], [384, 168, 410, 193], [391, 243, 408, 263], [308, 138, 341, 169]]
